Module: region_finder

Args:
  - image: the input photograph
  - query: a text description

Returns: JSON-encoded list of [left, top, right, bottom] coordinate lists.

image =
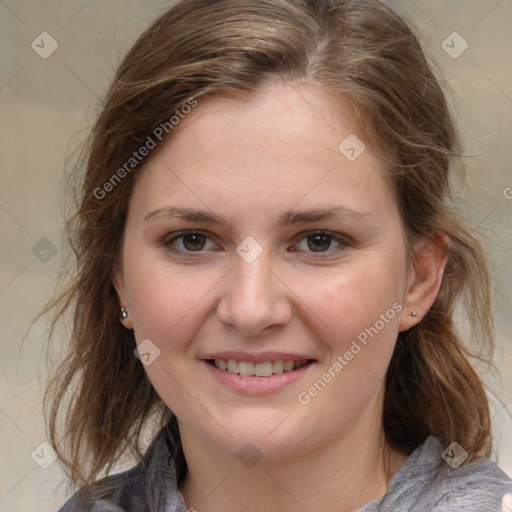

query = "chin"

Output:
[[198, 411, 317, 462]]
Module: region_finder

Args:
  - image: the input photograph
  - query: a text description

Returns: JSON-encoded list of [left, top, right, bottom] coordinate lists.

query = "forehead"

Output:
[[168, 83, 362, 167], [128, 83, 397, 224]]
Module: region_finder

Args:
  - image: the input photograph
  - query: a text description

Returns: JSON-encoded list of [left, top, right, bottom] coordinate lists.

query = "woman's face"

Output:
[[115, 83, 417, 460]]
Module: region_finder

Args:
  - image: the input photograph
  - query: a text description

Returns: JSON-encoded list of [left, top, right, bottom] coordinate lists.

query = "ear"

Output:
[[113, 266, 134, 329], [399, 232, 448, 332]]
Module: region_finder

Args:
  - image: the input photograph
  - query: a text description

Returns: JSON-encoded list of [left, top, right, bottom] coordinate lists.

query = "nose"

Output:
[[216, 252, 292, 336]]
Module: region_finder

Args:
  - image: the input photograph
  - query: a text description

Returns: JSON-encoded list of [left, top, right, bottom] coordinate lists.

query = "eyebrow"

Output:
[[143, 205, 372, 227]]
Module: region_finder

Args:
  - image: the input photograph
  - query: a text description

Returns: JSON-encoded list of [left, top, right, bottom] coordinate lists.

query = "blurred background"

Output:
[[0, 0, 511, 510]]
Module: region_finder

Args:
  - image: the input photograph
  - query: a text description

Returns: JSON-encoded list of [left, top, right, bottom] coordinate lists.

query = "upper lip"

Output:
[[200, 351, 315, 364]]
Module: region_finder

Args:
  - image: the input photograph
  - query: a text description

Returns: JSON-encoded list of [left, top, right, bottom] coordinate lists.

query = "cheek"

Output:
[[122, 251, 216, 417], [293, 263, 404, 436], [315, 255, 405, 342], [123, 247, 212, 343]]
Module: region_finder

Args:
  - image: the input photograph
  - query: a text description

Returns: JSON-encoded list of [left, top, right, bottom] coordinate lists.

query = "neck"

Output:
[[178, 402, 407, 512]]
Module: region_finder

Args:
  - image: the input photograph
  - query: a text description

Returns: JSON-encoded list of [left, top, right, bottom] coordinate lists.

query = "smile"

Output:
[[210, 359, 310, 377]]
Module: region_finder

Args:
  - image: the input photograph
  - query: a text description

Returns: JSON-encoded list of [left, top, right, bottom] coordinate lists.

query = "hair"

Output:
[[44, 0, 495, 489]]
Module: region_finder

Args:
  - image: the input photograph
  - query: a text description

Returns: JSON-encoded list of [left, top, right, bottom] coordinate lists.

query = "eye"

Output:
[[163, 229, 350, 258], [292, 231, 349, 254], [165, 230, 217, 254]]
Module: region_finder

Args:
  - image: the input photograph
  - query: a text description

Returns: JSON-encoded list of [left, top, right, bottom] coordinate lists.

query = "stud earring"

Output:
[[410, 312, 417, 317], [120, 306, 129, 320]]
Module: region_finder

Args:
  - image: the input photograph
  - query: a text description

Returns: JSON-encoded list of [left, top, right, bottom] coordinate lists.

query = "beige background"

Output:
[[0, 0, 511, 510]]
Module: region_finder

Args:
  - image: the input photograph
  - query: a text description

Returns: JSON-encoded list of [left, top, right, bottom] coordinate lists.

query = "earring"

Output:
[[120, 306, 128, 320], [410, 312, 417, 317]]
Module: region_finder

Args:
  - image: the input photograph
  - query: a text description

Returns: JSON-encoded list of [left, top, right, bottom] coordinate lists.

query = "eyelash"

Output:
[[163, 230, 352, 258]]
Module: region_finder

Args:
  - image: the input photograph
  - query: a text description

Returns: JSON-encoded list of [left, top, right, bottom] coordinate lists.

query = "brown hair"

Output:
[[44, 0, 495, 488]]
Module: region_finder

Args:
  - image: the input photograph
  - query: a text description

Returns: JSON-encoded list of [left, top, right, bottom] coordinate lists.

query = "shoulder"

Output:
[[407, 437, 512, 511], [57, 426, 187, 512], [57, 465, 146, 512], [364, 437, 512, 512], [425, 447, 512, 511]]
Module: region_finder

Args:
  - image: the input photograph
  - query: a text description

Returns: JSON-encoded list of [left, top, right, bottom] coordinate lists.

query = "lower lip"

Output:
[[202, 360, 315, 395]]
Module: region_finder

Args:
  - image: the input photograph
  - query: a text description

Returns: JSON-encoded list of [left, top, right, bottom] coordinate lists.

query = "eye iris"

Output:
[[307, 233, 331, 252], [183, 233, 206, 251]]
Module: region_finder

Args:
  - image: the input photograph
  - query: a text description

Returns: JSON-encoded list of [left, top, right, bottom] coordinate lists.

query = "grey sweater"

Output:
[[58, 428, 512, 512]]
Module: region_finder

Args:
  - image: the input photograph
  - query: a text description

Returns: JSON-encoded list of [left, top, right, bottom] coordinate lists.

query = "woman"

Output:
[[45, 0, 512, 510]]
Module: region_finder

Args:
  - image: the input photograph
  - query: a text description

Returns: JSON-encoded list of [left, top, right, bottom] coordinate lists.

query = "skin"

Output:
[[114, 82, 447, 512]]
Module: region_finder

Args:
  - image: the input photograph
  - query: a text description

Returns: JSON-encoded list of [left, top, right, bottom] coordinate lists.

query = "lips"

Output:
[[200, 351, 316, 393], [202, 358, 316, 394]]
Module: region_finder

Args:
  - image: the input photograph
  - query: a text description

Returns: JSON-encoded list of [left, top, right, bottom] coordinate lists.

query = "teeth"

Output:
[[272, 360, 284, 374], [213, 359, 310, 376], [284, 360, 294, 372], [227, 360, 238, 373], [254, 361, 273, 377], [238, 361, 255, 376]]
